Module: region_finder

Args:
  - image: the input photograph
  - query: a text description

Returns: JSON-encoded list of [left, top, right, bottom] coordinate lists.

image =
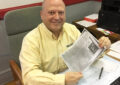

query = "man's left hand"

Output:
[[98, 36, 111, 49]]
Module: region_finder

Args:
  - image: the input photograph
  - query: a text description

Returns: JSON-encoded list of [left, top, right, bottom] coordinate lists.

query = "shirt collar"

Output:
[[41, 23, 65, 40]]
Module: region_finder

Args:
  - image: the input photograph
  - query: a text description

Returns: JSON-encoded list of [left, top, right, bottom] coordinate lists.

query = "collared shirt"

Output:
[[19, 23, 81, 85]]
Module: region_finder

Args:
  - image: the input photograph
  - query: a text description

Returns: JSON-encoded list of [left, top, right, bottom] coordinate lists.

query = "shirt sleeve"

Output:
[[73, 25, 81, 39], [19, 31, 65, 85], [69, 24, 81, 40]]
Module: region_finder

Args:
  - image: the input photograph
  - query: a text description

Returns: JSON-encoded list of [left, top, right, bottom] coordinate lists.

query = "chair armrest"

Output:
[[9, 60, 23, 85], [5, 80, 22, 85]]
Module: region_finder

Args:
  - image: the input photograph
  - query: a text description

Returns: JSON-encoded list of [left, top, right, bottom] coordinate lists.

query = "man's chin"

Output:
[[51, 26, 62, 32], [52, 25, 62, 29]]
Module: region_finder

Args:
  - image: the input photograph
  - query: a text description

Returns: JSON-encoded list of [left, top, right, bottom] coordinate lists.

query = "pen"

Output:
[[99, 67, 104, 79]]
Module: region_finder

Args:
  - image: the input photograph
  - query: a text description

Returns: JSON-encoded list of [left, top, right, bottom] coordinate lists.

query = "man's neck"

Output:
[[52, 28, 63, 39], [53, 31, 60, 39]]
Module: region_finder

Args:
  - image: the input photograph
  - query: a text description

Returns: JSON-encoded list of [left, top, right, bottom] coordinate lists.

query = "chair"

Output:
[[4, 6, 42, 85]]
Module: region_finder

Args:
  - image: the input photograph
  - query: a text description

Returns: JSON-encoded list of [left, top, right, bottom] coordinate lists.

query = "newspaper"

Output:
[[62, 29, 105, 72]]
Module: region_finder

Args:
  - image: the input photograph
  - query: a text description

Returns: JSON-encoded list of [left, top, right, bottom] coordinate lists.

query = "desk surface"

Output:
[[73, 21, 120, 43], [77, 55, 120, 85], [61, 55, 120, 85]]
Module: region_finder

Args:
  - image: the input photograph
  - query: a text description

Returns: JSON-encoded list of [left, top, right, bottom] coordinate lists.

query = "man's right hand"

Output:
[[65, 72, 83, 85]]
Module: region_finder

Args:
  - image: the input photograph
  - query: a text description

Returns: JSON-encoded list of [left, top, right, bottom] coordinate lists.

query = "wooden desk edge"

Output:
[[105, 49, 120, 61]]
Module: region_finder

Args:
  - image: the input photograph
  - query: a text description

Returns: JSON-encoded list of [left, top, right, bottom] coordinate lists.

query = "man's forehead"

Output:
[[47, 6, 65, 11], [43, 0, 64, 4], [42, 0, 65, 10]]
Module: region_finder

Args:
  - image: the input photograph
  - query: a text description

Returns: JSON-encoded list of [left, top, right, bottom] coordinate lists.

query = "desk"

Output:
[[72, 21, 120, 43], [77, 55, 120, 85], [61, 55, 120, 85]]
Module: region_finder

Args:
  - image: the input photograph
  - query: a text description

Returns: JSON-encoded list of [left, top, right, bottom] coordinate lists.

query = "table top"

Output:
[[78, 55, 120, 85], [73, 21, 120, 43]]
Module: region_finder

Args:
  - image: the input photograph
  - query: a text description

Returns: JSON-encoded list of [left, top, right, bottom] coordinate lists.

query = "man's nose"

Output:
[[54, 13, 60, 19]]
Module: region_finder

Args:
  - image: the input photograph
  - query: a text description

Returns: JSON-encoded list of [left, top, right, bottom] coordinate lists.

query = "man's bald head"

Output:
[[42, 0, 65, 10]]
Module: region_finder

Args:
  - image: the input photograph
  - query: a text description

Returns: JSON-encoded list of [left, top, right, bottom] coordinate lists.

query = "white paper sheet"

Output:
[[94, 65, 120, 85], [107, 51, 120, 59], [77, 58, 120, 85], [110, 41, 120, 54], [76, 20, 96, 27], [85, 13, 98, 20], [60, 57, 120, 85]]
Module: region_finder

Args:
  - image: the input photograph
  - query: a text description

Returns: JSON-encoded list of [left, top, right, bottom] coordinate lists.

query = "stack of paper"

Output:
[[107, 41, 120, 60], [84, 14, 98, 22], [110, 41, 120, 53], [76, 20, 96, 27]]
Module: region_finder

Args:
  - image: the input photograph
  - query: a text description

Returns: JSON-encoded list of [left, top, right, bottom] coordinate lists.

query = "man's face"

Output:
[[41, 1, 66, 34]]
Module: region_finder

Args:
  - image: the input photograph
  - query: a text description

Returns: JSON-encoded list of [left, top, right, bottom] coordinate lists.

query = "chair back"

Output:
[[4, 6, 42, 64]]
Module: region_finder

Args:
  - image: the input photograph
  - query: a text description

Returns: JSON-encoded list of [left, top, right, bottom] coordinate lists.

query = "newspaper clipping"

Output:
[[62, 29, 105, 72]]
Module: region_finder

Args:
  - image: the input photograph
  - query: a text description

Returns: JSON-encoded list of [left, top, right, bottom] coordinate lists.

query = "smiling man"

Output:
[[19, 0, 111, 85], [40, 0, 66, 38]]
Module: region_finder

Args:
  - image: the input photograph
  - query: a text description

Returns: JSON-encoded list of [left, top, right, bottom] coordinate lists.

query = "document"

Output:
[[84, 14, 98, 20], [107, 51, 120, 60], [60, 56, 120, 85], [77, 57, 120, 85], [106, 41, 120, 60], [110, 41, 120, 54], [76, 20, 96, 27], [84, 13, 98, 22], [93, 62, 120, 85], [62, 29, 105, 72]]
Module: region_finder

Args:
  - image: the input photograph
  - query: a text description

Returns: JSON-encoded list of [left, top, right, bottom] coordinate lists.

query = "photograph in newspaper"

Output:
[[62, 29, 105, 72]]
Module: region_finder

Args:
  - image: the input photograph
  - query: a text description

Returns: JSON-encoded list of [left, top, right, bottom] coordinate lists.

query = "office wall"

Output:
[[0, 0, 90, 20], [0, 0, 43, 9], [0, 21, 13, 84], [0, 0, 90, 9]]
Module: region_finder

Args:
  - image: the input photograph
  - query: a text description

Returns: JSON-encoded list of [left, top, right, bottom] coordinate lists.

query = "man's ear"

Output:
[[40, 10, 43, 20], [40, 11, 42, 17]]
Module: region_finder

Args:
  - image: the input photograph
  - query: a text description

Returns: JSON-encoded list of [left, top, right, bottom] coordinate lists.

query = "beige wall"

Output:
[[0, 0, 43, 9]]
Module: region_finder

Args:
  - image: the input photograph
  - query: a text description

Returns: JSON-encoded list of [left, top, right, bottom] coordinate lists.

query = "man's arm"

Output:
[[65, 72, 83, 85], [19, 34, 65, 85]]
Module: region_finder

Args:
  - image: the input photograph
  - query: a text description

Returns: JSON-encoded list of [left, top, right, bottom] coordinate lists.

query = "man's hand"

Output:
[[65, 72, 83, 85], [98, 36, 111, 49]]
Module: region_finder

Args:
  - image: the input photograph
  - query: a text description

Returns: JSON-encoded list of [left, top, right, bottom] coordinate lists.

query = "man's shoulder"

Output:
[[63, 22, 79, 32], [24, 24, 41, 40], [63, 22, 81, 40], [64, 22, 76, 28]]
